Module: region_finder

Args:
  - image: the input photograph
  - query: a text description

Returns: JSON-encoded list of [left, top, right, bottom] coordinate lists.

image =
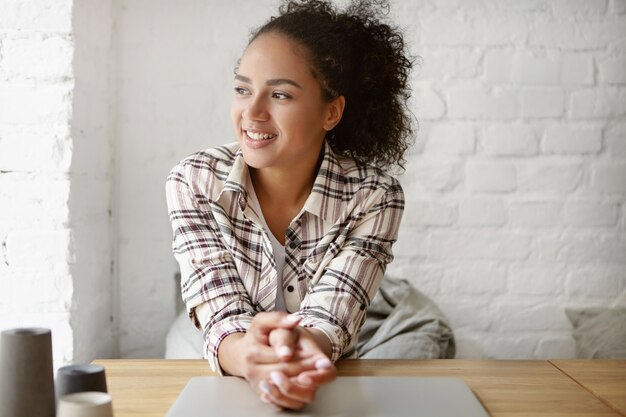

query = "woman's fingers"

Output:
[[249, 312, 300, 343], [295, 364, 337, 387], [244, 342, 282, 364], [258, 371, 318, 410], [268, 328, 298, 361]]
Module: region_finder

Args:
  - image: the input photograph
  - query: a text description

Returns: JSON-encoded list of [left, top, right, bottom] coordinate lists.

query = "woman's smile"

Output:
[[243, 128, 278, 149]]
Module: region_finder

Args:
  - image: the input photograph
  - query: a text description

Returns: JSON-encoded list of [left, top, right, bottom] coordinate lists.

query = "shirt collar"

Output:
[[218, 142, 346, 223], [302, 141, 345, 224], [218, 148, 249, 209]]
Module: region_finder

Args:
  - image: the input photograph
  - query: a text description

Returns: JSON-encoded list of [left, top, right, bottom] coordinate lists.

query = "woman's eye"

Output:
[[234, 87, 249, 95], [272, 92, 291, 100]]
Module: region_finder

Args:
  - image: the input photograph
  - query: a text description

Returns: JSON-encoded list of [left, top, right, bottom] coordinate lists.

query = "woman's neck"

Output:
[[250, 163, 316, 208], [249, 145, 323, 210]]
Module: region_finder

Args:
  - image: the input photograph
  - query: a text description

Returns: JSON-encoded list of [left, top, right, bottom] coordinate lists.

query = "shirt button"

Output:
[[288, 242, 298, 250], [287, 285, 295, 293]]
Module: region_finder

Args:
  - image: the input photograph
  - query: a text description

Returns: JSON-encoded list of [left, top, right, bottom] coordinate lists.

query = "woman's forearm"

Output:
[[216, 332, 247, 376]]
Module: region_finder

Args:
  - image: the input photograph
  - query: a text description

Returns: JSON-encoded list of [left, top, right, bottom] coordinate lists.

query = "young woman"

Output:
[[166, 0, 414, 410]]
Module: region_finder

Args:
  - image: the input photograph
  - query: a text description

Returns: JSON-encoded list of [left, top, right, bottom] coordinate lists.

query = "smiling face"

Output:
[[230, 32, 343, 173]]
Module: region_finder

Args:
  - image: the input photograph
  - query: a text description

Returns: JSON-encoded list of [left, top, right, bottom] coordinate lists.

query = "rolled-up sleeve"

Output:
[[166, 163, 253, 374], [297, 182, 405, 361]]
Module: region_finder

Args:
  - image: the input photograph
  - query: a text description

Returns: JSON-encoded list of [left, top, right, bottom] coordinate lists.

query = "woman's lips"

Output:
[[245, 129, 277, 141], [243, 129, 277, 149]]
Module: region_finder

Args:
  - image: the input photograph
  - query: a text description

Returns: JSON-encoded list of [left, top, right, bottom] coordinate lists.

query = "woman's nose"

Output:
[[243, 96, 269, 121]]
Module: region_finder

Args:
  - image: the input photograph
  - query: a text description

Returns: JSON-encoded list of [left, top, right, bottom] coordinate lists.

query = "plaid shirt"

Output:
[[166, 141, 404, 373]]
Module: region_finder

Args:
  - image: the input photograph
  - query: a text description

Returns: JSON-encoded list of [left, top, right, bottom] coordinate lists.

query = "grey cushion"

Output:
[[566, 307, 626, 359], [358, 276, 455, 359]]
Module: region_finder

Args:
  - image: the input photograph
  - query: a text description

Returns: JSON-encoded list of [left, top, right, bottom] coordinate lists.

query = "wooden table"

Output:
[[93, 359, 626, 417], [552, 360, 626, 417]]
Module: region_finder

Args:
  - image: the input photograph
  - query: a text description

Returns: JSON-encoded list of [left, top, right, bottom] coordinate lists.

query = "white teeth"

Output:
[[246, 130, 276, 141]]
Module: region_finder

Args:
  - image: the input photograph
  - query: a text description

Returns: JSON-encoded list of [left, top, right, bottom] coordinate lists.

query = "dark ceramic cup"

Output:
[[56, 364, 108, 399]]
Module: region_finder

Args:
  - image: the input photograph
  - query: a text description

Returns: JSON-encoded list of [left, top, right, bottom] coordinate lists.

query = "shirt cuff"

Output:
[[296, 315, 350, 362], [195, 304, 253, 375]]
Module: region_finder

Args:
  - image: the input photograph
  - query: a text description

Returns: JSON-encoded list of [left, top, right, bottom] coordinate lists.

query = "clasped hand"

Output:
[[240, 312, 337, 410]]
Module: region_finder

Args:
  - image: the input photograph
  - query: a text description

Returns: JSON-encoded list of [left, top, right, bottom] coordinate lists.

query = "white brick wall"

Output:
[[3, 0, 623, 362], [0, 0, 75, 368], [0, 0, 114, 368], [389, 0, 626, 359], [114, 0, 625, 360]]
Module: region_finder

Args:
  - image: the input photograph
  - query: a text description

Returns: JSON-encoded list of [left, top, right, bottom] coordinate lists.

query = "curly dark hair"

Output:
[[249, 0, 415, 172]]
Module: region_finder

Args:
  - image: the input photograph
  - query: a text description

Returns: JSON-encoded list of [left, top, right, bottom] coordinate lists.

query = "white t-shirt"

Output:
[[245, 174, 288, 312]]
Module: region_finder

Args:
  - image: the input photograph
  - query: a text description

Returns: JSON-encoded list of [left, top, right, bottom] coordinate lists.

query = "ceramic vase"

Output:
[[0, 327, 56, 417]]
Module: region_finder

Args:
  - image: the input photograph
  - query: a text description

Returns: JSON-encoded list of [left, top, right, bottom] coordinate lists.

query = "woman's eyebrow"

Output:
[[235, 74, 302, 89]]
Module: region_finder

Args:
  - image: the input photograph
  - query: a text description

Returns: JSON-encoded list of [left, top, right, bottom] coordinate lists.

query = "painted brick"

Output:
[[404, 157, 464, 191], [393, 226, 429, 258], [437, 301, 493, 332], [505, 0, 551, 11], [466, 160, 517, 192], [565, 201, 619, 227], [599, 57, 626, 85], [559, 236, 626, 264], [566, 269, 625, 298], [481, 335, 540, 359], [605, 123, 626, 157], [532, 17, 626, 50], [561, 53, 594, 86], [0, 196, 67, 230], [403, 200, 457, 226], [5, 229, 72, 267], [451, 262, 508, 295], [509, 201, 562, 228], [430, 231, 533, 260], [1, 35, 73, 80], [517, 160, 583, 194], [509, 264, 565, 296], [543, 125, 602, 155], [458, 197, 507, 226], [425, 124, 475, 155], [419, 13, 475, 46], [0, 174, 70, 227], [448, 85, 519, 120], [483, 125, 539, 156], [0, 0, 72, 32], [418, 47, 482, 80], [521, 89, 564, 118], [592, 162, 626, 193], [551, 0, 608, 15], [485, 50, 560, 85], [414, 84, 446, 120], [514, 56, 559, 85], [477, 15, 529, 46], [493, 303, 570, 331], [570, 88, 626, 120], [484, 50, 512, 84], [0, 82, 72, 125], [0, 126, 71, 172], [3, 268, 72, 309], [390, 262, 444, 295]]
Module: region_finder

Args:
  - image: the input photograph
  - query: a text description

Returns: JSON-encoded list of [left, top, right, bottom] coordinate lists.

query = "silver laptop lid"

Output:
[[166, 376, 490, 417]]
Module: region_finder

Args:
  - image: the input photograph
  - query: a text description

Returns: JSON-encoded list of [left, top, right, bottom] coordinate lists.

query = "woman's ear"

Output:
[[323, 96, 345, 131]]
